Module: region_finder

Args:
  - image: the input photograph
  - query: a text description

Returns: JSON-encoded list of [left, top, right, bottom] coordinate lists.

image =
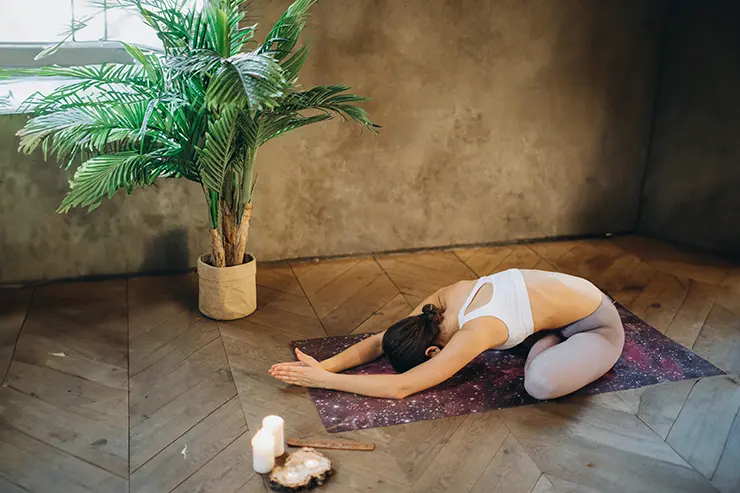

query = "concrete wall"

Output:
[[0, 0, 663, 283], [639, 0, 740, 256]]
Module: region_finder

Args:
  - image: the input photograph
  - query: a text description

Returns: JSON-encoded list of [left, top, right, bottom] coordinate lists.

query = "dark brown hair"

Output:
[[382, 304, 442, 373]]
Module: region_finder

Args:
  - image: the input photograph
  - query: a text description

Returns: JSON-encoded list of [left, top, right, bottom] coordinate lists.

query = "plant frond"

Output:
[[277, 85, 379, 131], [206, 52, 287, 111], [281, 42, 310, 84], [122, 43, 163, 84], [168, 50, 223, 75], [18, 103, 180, 165], [257, 113, 330, 145], [197, 105, 240, 193], [58, 151, 169, 212], [259, 0, 317, 61]]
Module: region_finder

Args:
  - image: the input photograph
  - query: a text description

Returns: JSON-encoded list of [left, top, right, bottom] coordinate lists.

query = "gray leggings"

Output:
[[523, 293, 625, 400]]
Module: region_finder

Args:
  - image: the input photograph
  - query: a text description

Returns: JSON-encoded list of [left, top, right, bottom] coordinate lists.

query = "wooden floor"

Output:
[[0, 236, 739, 493]]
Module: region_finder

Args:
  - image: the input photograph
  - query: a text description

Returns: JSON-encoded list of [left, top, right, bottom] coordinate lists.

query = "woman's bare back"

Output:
[[439, 269, 603, 334]]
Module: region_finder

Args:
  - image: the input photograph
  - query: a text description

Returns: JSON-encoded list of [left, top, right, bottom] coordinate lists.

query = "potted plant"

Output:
[[9, 0, 377, 320]]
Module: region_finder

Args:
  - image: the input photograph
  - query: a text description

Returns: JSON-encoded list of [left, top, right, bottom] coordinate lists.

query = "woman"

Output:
[[269, 268, 625, 400]]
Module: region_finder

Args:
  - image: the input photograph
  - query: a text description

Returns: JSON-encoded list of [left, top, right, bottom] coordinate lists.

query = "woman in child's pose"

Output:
[[270, 268, 624, 400]]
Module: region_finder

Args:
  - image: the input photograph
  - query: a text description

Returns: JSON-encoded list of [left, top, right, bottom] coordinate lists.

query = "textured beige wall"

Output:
[[639, 0, 740, 255], [0, 0, 663, 283]]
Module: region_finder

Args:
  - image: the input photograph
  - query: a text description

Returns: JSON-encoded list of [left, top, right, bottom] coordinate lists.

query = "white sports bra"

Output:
[[457, 269, 535, 349]]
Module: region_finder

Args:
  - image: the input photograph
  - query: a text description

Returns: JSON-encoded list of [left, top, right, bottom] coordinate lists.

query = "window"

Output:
[[0, 1, 199, 112], [0, 1, 162, 49]]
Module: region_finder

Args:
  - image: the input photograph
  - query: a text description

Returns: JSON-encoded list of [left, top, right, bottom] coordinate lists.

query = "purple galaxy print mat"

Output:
[[292, 303, 724, 433]]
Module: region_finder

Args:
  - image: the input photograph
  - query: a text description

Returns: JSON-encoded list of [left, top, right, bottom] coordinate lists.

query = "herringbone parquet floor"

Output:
[[0, 236, 738, 493]]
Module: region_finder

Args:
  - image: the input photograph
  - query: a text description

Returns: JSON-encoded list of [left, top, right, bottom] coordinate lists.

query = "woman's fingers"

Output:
[[271, 361, 302, 369], [295, 348, 320, 367], [270, 361, 303, 370]]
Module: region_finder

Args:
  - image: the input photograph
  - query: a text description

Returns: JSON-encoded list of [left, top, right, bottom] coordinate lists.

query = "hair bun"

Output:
[[421, 304, 442, 324]]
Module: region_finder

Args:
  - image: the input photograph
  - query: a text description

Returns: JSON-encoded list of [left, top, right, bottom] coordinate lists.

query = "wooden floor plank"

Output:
[[664, 282, 715, 349], [170, 431, 255, 493], [711, 407, 740, 493], [377, 253, 474, 306], [304, 259, 384, 319], [255, 263, 304, 295], [527, 240, 582, 263], [235, 474, 268, 493], [321, 275, 399, 336], [692, 304, 740, 375], [393, 251, 476, 279], [387, 415, 466, 484], [29, 280, 128, 334], [229, 370, 323, 439], [130, 367, 237, 472], [130, 316, 217, 377], [0, 423, 127, 493], [219, 331, 298, 387], [0, 476, 29, 493], [632, 380, 696, 439], [546, 475, 608, 493], [463, 245, 540, 277], [500, 403, 716, 493], [256, 285, 316, 318], [130, 397, 247, 493], [456, 246, 514, 276], [6, 360, 127, 428], [13, 328, 128, 390], [412, 413, 509, 493], [129, 324, 223, 403], [532, 258, 559, 273], [0, 387, 128, 478], [629, 272, 690, 333], [130, 338, 228, 424], [0, 288, 32, 382], [128, 275, 198, 340], [666, 376, 740, 479], [531, 475, 558, 493], [351, 293, 412, 335], [552, 242, 625, 283], [470, 433, 542, 493], [566, 393, 637, 415], [246, 305, 325, 339], [290, 258, 361, 296], [612, 236, 733, 286]]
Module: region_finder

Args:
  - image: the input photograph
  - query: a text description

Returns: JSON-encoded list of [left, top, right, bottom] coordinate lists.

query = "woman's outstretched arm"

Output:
[[320, 331, 385, 373], [271, 288, 447, 375], [270, 326, 492, 399]]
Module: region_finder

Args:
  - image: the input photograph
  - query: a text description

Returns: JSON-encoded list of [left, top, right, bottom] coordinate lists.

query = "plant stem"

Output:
[[222, 202, 237, 265], [209, 228, 226, 267], [233, 203, 253, 265], [239, 146, 256, 219]]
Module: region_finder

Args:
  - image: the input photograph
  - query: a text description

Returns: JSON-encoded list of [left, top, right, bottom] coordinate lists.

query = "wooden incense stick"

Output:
[[286, 438, 375, 451]]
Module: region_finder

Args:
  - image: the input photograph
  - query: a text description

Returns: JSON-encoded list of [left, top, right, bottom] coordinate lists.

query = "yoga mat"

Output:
[[292, 303, 724, 433]]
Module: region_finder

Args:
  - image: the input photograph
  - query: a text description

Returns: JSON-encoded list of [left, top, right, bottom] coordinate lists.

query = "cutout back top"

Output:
[[457, 269, 535, 349]]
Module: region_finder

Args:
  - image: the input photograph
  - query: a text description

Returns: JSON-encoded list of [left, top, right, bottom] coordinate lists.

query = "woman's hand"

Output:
[[269, 349, 333, 389]]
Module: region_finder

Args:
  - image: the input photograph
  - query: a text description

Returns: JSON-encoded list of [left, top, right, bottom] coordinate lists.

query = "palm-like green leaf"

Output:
[[197, 105, 239, 193], [277, 85, 378, 131], [257, 113, 330, 145], [206, 53, 287, 111], [10, 0, 376, 262], [259, 0, 317, 61], [58, 151, 166, 212]]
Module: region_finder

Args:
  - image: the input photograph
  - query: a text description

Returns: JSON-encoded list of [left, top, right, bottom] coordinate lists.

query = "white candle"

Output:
[[251, 429, 275, 474], [262, 415, 285, 456]]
